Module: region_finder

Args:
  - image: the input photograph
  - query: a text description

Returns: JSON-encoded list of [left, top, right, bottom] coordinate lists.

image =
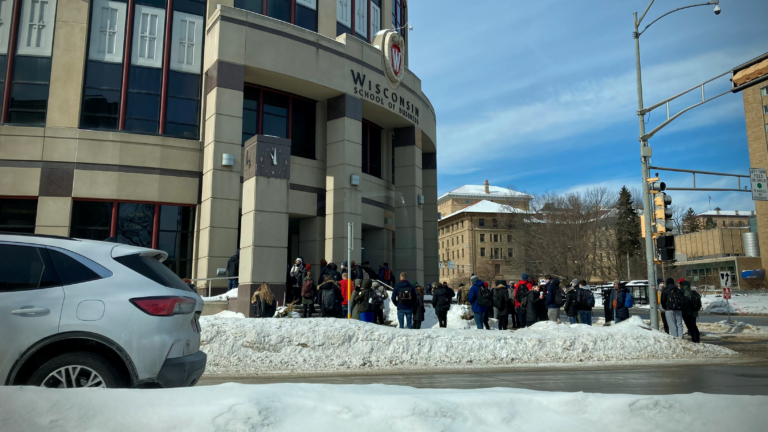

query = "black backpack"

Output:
[[666, 288, 684, 311], [579, 289, 595, 309], [477, 286, 492, 307], [554, 289, 565, 307], [369, 289, 384, 307], [688, 291, 702, 312], [493, 288, 506, 308], [320, 287, 336, 312], [398, 287, 414, 306], [515, 285, 528, 303], [437, 291, 452, 309]]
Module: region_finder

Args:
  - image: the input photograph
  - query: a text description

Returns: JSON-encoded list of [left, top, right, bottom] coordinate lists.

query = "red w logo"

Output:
[[391, 45, 402, 76]]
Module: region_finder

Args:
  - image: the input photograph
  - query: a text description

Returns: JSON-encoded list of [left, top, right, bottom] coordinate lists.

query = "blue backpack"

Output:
[[624, 292, 634, 308]]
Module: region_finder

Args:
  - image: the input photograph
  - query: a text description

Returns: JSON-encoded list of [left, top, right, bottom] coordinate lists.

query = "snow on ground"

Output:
[[2, 384, 765, 432], [698, 320, 768, 338], [385, 297, 499, 329], [199, 313, 734, 376], [201, 288, 238, 302], [702, 294, 768, 315]]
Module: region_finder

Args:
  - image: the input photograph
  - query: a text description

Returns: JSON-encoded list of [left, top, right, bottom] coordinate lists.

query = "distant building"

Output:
[[695, 210, 753, 229]]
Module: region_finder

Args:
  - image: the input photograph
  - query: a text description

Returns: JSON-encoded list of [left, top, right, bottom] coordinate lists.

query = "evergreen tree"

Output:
[[682, 208, 700, 233], [704, 216, 716, 230], [615, 186, 641, 258]]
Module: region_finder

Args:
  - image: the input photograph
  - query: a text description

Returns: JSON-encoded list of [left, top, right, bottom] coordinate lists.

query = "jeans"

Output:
[[615, 316, 625, 324], [517, 307, 527, 328], [360, 311, 374, 323], [666, 310, 684, 339], [302, 303, 315, 318], [228, 278, 238, 290], [397, 309, 413, 329], [437, 310, 448, 328], [547, 308, 559, 322], [682, 314, 700, 343], [578, 310, 592, 326], [473, 312, 484, 329], [568, 316, 579, 324]]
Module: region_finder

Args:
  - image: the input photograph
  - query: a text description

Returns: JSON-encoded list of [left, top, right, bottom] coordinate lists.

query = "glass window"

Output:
[[88, 0, 128, 64], [764, 105, 768, 115], [507, 235, 511, 242], [362, 120, 382, 178], [47, 249, 103, 286], [295, 0, 317, 31], [354, 0, 367, 39], [262, 90, 289, 138], [116, 202, 154, 248], [761, 87, 768, 97], [131, 5, 165, 69], [8, 56, 51, 125], [480, 247, 485, 257], [479, 218, 485, 227], [70, 201, 113, 240], [479, 234, 485, 242], [0, 198, 37, 233], [267, 0, 290, 22], [370, 0, 381, 36], [165, 70, 200, 139], [242, 86, 260, 144], [291, 97, 316, 159], [170, 11, 203, 75], [337, 0, 351, 28], [0, 244, 59, 291], [114, 253, 194, 292], [508, 248, 513, 258], [235, 0, 264, 14], [17, 0, 58, 57], [174, 0, 206, 16], [81, 61, 123, 130], [0, 2, 15, 55], [125, 66, 162, 133], [157, 205, 195, 278]]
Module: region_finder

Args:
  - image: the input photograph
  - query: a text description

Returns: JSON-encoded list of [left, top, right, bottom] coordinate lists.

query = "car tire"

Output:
[[28, 352, 121, 388]]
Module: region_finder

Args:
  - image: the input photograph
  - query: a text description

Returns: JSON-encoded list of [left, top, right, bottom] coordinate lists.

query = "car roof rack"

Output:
[[0, 232, 79, 241]]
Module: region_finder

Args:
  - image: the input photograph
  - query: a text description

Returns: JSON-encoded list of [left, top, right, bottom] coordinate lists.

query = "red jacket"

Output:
[[513, 280, 532, 308], [340, 279, 351, 306]]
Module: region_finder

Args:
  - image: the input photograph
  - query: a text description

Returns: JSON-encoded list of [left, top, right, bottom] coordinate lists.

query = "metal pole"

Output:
[[347, 222, 353, 319], [635, 12, 659, 330], [726, 298, 731, 323]]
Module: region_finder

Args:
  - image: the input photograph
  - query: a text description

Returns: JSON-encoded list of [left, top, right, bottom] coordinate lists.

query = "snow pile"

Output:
[[385, 297, 498, 329], [2, 384, 766, 432], [701, 294, 768, 315], [698, 320, 768, 337], [199, 314, 735, 375], [201, 288, 238, 302]]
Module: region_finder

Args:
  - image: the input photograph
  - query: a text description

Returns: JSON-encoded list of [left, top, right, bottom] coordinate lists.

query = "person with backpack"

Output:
[[467, 275, 490, 329], [525, 284, 543, 325], [301, 269, 317, 318], [514, 275, 531, 328], [681, 280, 701, 343], [493, 284, 510, 330], [481, 282, 493, 329], [661, 278, 685, 338], [317, 276, 343, 318], [392, 272, 417, 329], [614, 282, 632, 323], [655, 278, 669, 334], [563, 282, 581, 324], [544, 278, 563, 323], [350, 279, 364, 320], [354, 279, 376, 323], [507, 282, 519, 329], [412, 286, 427, 329], [339, 273, 351, 318], [603, 282, 616, 325], [371, 281, 388, 324], [576, 280, 594, 326], [431, 281, 455, 328], [325, 262, 342, 283], [378, 262, 395, 286]]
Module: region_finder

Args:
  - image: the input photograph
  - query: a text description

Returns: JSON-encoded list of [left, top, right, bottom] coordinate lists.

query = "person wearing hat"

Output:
[[656, 278, 669, 334], [493, 283, 511, 330], [563, 280, 581, 324], [467, 275, 489, 330], [372, 280, 389, 325], [431, 281, 455, 328]]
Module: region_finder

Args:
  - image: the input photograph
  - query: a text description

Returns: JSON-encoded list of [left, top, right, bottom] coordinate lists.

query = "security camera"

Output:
[[714, 4, 721, 15]]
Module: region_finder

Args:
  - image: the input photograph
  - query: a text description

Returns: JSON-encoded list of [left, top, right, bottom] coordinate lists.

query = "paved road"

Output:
[[590, 309, 768, 326]]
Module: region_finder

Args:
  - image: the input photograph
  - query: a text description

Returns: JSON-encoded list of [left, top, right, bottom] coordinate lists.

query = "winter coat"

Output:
[[492, 287, 510, 316], [325, 264, 342, 282], [340, 279, 352, 306], [350, 286, 363, 319], [226, 253, 239, 278], [317, 281, 343, 315], [563, 288, 580, 317], [289, 259, 306, 288], [660, 283, 676, 311], [354, 279, 374, 314], [350, 266, 365, 281], [392, 280, 417, 310], [252, 295, 277, 318], [467, 280, 488, 314], [615, 287, 630, 320], [513, 280, 530, 308], [413, 293, 426, 322], [602, 288, 614, 311], [362, 266, 377, 280], [576, 288, 593, 312], [544, 279, 562, 309], [525, 289, 542, 322], [373, 282, 389, 310], [681, 281, 699, 318], [301, 277, 316, 301], [431, 286, 455, 313]]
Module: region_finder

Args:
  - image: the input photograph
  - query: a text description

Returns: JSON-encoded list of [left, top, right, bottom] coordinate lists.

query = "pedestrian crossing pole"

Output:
[[347, 222, 353, 319]]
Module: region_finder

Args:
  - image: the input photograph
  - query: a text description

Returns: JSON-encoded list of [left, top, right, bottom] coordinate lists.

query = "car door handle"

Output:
[[11, 308, 50, 315]]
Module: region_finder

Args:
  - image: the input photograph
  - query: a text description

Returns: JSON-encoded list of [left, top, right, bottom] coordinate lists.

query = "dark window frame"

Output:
[[362, 118, 382, 178], [0, 197, 38, 233], [234, 0, 318, 32]]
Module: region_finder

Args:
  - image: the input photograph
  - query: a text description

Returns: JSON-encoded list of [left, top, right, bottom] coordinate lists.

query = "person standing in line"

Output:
[[661, 278, 685, 338], [603, 282, 615, 326], [350, 279, 364, 320], [508, 281, 519, 329], [525, 284, 543, 325], [493, 284, 510, 330], [316, 276, 342, 318], [563, 282, 581, 324], [681, 280, 701, 343], [301, 268, 316, 318], [412, 285, 427, 329], [392, 272, 417, 329], [226, 250, 240, 290], [514, 275, 531, 328], [339, 273, 351, 318], [431, 281, 455, 328], [289, 258, 306, 303], [317, 259, 328, 286], [656, 278, 669, 334], [482, 281, 493, 330], [378, 262, 395, 286], [251, 282, 277, 318], [467, 275, 488, 330], [372, 280, 389, 325], [576, 280, 594, 326], [355, 279, 375, 323], [457, 283, 469, 305], [544, 278, 562, 323], [614, 282, 631, 324]]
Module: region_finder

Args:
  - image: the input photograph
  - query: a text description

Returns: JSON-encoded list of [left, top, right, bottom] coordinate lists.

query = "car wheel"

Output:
[[28, 352, 120, 388]]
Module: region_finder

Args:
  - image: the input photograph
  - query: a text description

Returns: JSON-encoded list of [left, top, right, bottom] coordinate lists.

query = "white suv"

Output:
[[0, 233, 206, 388]]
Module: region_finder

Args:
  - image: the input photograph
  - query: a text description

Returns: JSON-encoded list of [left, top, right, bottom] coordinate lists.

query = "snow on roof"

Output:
[[697, 210, 754, 217], [440, 200, 530, 220], [438, 185, 532, 203]]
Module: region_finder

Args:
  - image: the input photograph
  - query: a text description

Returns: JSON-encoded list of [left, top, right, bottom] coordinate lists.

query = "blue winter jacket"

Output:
[[615, 287, 630, 320], [392, 280, 416, 310], [544, 279, 561, 309], [467, 280, 487, 314]]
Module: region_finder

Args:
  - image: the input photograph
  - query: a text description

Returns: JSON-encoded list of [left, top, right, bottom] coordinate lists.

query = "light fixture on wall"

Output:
[[222, 153, 234, 167], [351, 174, 360, 186], [418, 195, 425, 205]]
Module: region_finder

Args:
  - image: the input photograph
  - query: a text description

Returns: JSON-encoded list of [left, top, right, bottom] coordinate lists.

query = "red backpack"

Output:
[[383, 268, 392, 282], [301, 279, 315, 298]]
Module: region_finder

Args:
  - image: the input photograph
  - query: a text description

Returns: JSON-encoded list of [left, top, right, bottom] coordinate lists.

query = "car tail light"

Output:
[[130, 296, 197, 316]]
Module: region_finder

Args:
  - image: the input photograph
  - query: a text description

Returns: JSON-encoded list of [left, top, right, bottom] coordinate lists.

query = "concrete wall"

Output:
[[742, 84, 768, 271], [676, 228, 750, 260]]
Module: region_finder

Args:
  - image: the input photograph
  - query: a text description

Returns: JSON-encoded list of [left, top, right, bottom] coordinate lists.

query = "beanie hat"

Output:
[[305, 263, 311, 270], [666, 278, 675, 285], [657, 278, 663, 285], [521, 273, 529, 281], [571, 278, 579, 287], [470, 275, 478, 283], [678, 278, 685, 284]]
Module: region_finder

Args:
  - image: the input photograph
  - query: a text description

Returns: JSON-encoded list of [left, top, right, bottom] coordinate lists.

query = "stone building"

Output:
[[0, 0, 438, 311], [437, 183, 531, 285], [695, 210, 753, 229]]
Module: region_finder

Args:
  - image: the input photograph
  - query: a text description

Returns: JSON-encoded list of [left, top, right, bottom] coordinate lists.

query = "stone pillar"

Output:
[[47, 0, 88, 128], [742, 85, 768, 272], [325, 95, 363, 264], [300, 216, 325, 273], [35, 197, 72, 236], [237, 135, 292, 315], [196, 61, 244, 292], [422, 152, 439, 285], [394, 126, 424, 283]]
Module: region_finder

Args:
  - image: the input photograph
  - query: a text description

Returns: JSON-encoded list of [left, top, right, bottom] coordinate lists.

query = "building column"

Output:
[[325, 95, 363, 264], [47, 0, 89, 128], [300, 216, 326, 274], [363, 228, 390, 272], [422, 152, 439, 285], [195, 61, 244, 292], [35, 197, 73, 236], [237, 135, 292, 315], [394, 126, 424, 283]]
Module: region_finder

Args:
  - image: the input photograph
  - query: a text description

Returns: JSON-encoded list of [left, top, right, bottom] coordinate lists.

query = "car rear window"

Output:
[[47, 249, 108, 286], [114, 253, 193, 292]]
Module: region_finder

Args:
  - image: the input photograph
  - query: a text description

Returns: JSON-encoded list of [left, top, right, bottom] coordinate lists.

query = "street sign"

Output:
[[723, 287, 732, 300], [719, 271, 732, 288], [750, 168, 768, 201], [448, 261, 455, 269]]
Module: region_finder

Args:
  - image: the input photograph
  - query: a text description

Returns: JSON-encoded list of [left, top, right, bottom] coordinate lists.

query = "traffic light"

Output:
[[648, 178, 666, 194], [656, 235, 676, 261], [654, 193, 673, 233]]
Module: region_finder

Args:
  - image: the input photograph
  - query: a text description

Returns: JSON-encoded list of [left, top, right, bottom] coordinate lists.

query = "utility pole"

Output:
[[347, 222, 353, 319]]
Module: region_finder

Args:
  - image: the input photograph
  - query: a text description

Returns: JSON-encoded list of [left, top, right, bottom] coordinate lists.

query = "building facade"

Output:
[[0, 0, 438, 306], [694, 210, 753, 229]]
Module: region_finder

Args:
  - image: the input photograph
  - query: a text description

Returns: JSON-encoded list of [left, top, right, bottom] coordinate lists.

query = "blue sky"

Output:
[[407, 0, 768, 213]]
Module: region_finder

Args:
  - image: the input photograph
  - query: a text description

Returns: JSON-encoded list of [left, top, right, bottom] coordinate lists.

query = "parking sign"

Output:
[[750, 168, 768, 201]]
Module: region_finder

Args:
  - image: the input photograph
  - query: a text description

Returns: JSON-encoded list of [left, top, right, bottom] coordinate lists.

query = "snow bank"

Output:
[[698, 320, 768, 337], [385, 297, 498, 329], [201, 288, 238, 302], [199, 314, 735, 376], [1, 384, 765, 432], [702, 294, 768, 315]]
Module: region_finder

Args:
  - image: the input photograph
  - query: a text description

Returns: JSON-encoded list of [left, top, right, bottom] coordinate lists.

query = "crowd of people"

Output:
[[245, 255, 702, 342]]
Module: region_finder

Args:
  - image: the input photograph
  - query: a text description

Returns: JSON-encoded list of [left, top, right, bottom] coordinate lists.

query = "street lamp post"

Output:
[[633, 0, 721, 330]]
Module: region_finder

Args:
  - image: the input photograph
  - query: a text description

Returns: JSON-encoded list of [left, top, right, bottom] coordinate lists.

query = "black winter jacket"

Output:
[[413, 293, 426, 322], [252, 295, 276, 318], [564, 288, 580, 317], [431, 286, 455, 313], [615, 287, 630, 320], [492, 287, 510, 315], [526, 290, 542, 322]]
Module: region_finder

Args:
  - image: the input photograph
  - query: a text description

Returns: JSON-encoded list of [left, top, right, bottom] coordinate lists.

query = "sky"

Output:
[[407, 0, 768, 214]]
